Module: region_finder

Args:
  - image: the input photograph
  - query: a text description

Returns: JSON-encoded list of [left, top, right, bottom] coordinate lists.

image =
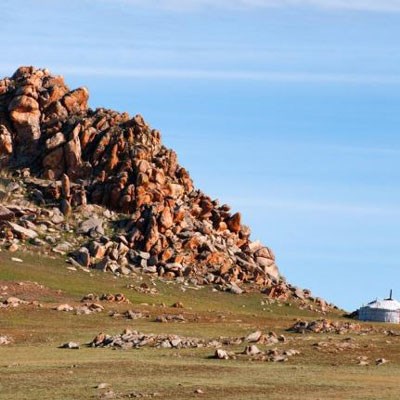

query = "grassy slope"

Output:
[[0, 250, 399, 400]]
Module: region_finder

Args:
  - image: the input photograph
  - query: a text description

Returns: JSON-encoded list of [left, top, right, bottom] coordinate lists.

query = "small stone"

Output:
[[284, 349, 300, 357], [59, 342, 80, 349], [96, 383, 109, 389], [0, 336, 12, 345], [228, 282, 243, 295], [160, 340, 172, 348], [55, 304, 74, 312], [170, 338, 182, 348], [271, 355, 287, 362], [5, 296, 24, 306], [245, 331, 262, 343], [244, 345, 261, 356], [125, 310, 143, 319], [100, 389, 116, 399], [8, 243, 19, 252], [32, 237, 46, 246], [215, 349, 229, 360]]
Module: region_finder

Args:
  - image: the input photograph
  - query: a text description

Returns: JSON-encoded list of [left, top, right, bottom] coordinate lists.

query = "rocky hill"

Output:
[[0, 66, 325, 307]]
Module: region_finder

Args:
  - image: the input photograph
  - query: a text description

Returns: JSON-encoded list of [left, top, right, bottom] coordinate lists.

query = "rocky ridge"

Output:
[[0, 66, 325, 305]]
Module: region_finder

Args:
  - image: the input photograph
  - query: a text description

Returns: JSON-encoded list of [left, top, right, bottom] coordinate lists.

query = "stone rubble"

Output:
[[154, 314, 186, 323], [0, 296, 41, 308], [108, 309, 149, 320], [84, 328, 296, 363], [213, 346, 300, 362], [384, 330, 400, 336], [244, 330, 286, 345], [288, 319, 365, 335], [0, 66, 324, 304], [122, 392, 160, 399], [0, 66, 338, 313], [52, 301, 105, 314], [128, 283, 159, 295], [312, 338, 360, 353], [88, 328, 214, 350]]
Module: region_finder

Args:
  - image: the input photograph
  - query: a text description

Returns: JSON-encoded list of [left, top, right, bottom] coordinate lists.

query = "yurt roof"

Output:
[[363, 298, 400, 311]]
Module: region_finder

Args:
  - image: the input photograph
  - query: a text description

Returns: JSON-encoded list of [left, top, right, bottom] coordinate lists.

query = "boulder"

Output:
[[78, 218, 103, 235], [215, 349, 230, 360], [243, 345, 261, 356], [245, 331, 262, 343], [59, 342, 80, 349], [45, 132, 66, 151], [7, 222, 38, 239], [226, 212, 241, 233], [0, 205, 14, 221], [42, 147, 65, 178], [228, 282, 243, 295], [73, 247, 91, 267], [62, 87, 89, 113], [0, 125, 13, 155], [8, 94, 41, 142]]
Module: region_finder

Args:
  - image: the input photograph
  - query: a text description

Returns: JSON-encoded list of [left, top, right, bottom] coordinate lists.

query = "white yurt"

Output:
[[358, 292, 400, 324]]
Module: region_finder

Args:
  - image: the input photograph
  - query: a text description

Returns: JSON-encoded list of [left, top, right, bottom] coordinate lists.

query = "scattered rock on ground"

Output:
[[59, 341, 80, 349], [376, 358, 389, 366], [55, 303, 74, 312], [288, 319, 365, 335], [89, 329, 215, 350], [154, 314, 186, 323], [0, 335, 12, 345]]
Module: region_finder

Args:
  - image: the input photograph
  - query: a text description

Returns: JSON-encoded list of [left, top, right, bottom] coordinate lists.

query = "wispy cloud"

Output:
[[224, 197, 400, 217], [2, 62, 400, 86], [326, 144, 400, 156], [7, 65, 398, 85], [105, 0, 400, 12]]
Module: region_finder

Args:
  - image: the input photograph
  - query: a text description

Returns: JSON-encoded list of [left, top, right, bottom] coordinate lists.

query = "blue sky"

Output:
[[3, 0, 400, 310]]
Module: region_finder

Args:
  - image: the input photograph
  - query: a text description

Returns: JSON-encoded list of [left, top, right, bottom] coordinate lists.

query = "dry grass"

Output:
[[0, 250, 399, 399]]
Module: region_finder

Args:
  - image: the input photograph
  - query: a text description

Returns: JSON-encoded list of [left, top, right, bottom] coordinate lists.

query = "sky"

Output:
[[2, 0, 400, 310]]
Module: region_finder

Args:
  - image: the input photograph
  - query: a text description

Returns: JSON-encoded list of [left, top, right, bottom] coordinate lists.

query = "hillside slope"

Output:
[[1, 66, 324, 306]]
